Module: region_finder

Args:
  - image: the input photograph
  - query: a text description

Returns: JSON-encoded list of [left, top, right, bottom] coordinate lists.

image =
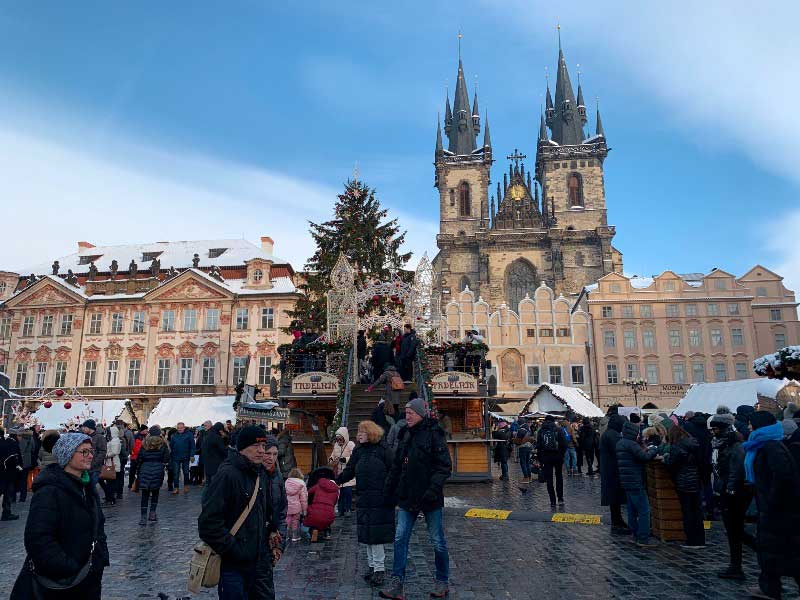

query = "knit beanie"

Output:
[[81, 419, 96, 432], [749, 410, 777, 431], [237, 425, 268, 451], [53, 432, 91, 467], [709, 405, 735, 428], [405, 397, 426, 418], [148, 425, 162, 437]]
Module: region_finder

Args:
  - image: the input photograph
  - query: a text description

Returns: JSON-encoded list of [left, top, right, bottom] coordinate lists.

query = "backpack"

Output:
[[541, 428, 559, 452], [390, 374, 405, 391]]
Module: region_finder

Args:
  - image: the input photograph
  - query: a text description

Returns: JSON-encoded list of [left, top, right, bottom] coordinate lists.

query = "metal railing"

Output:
[[10, 384, 218, 397], [339, 345, 355, 428]]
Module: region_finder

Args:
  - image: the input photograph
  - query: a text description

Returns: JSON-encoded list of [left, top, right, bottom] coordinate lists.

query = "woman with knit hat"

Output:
[[134, 425, 171, 525], [10, 432, 109, 599]]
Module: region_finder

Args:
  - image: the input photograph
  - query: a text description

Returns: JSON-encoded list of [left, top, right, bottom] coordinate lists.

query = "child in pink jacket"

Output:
[[284, 468, 308, 542]]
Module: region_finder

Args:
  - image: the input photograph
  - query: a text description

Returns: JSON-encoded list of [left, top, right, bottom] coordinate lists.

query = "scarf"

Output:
[[741, 422, 784, 484]]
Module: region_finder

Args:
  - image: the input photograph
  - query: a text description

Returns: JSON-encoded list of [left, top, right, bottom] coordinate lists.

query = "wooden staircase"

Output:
[[345, 383, 417, 437]]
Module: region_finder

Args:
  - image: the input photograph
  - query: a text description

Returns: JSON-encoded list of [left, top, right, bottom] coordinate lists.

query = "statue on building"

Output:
[[109, 260, 118, 278], [51, 261, 60, 275], [150, 258, 161, 277], [208, 265, 224, 282], [65, 269, 78, 286], [166, 266, 178, 280], [192, 253, 200, 268], [88, 262, 98, 281], [129, 260, 138, 277]]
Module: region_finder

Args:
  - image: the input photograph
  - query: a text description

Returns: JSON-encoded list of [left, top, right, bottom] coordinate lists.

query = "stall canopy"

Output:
[[520, 384, 604, 418], [673, 378, 790, 416], [146, 396, 236, 428], [34, 400, 133, 430]]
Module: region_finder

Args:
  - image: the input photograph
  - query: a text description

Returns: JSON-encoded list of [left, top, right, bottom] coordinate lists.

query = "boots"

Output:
[[379, 576, 404, 599], [717, 565, 746, 581], [310, 529, 319, 543], [363, 567, 375, 583], [139, 512, 147, 526], [183, 486, 190, 494], [1, 512, 19, 521], [370, 571, 385, 586], [148, 511, 158, 522]]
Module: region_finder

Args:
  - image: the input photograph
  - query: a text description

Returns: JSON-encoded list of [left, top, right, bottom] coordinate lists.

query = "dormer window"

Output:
[[142, 251, 162, 262], [253, 269, 263, 283], [79, 255, 102, 265], [208, 248, 228, 259]]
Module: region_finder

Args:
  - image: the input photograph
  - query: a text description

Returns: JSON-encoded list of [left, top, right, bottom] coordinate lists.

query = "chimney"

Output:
[[260, 236, 274, 255], [78, 241, 96, 251]]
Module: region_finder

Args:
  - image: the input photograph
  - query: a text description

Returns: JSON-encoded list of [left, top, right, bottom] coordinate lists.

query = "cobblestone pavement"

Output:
[[1, 463, 797, 600]]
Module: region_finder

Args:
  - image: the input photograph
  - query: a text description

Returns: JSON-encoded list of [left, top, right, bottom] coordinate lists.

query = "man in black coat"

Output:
[[616, 420, 658, 547], [398, 324, 418, 382], [202, 422, 228, 485], [599, 414, 628, 533], [578, 418, 596, 476], [381, 398, 451, 600], [0, 428, 21, 520], [536, 415, 568, 506], [199, 426, 276, 599], [683, 411, 713, 518]]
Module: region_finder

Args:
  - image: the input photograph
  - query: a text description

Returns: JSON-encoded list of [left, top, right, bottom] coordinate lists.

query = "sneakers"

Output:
[[429, 579, 449, 598], [635, 539, 657, 548], [171, 489, 179, 495], [379, 576, 404, 599], [717, 566, 746, 581], [557, 499, 565, 506], [680, 544, 707, 550]]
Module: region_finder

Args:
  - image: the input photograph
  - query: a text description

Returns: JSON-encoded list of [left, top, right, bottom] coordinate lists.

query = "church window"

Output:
[[526, 329, 535, 338], [458, 182, 471, 216], [504, 259, 539, 310], [575, 251, 585, 266], [459, 276, 471, 292], [570, 161, 577, 169], [449, 189, 455, 207], [568, 173, 584, 208]]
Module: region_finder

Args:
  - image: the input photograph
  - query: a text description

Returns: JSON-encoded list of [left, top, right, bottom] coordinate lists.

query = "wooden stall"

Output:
[[646, 462, 685, 542]]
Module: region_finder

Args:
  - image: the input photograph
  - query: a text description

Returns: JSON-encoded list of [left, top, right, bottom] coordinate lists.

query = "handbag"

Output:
[[100, 459, 116, 481], [188, 477, 260, 593]]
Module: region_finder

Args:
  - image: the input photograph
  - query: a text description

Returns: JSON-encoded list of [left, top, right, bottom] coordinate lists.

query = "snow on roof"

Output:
[[673, 378, 790, 416], [32, 400, 131, 430], [146, 396, 236, 428], [585, 273, 706, 293], [18, 238, 288, 275], [528, 383, 604, 417]]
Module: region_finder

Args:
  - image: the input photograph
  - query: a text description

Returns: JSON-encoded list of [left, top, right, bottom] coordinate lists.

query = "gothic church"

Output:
[[432, 42, 623, 313]]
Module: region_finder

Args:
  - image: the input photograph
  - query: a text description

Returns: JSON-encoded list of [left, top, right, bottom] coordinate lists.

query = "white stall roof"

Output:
[[34, 399, 131, 430], [674, 378, 789, 416], [146, 396, 236, 428], [522, 384, 604, 418]]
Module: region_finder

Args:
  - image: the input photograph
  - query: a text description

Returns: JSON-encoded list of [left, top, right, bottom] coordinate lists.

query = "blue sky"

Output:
[[1, 2, 798, 290]]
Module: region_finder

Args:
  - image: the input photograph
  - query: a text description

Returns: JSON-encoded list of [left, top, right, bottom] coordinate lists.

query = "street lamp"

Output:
[[622, 378, 647, 408]]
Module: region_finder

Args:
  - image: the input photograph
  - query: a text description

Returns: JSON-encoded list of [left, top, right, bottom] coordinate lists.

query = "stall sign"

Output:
[[237, 406, 291, 422], [291, 372, 339, 395], [431, 372, 478, 395], [465, 399, 484, 429], [660, 384, 689, 396]]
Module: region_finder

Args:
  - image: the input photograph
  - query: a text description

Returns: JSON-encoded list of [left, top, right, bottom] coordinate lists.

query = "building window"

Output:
[[132, 311, 146, 333], [179, 358, 193, 385], [689, 329, 702, 348], [622, 305, 634, 318], [714, 279, 726, 290], [669, 329, 681, 348], [640, 305, 653, 318], [459, 182, 471, 216], [666, 304, 679, 317], [183, 309, 198, 332], [232, 357, 248, 384], [556, 327, 570, 337], [54, 361, 67, 388], [540, 328, 553, 338], [610, 283, 621, 294], [664, 281, 676, 292], [526, 365, 540, 385], [606, 363, 619, 384], [571, 365, 585, 385], [623, 329, 636, 349], [603, 330, 616, 348], [731, 328, 744, 346], [567, 172, 583, 207], [253, 269, 263, 283], [526, 329, 536, 338], [601, 306, 613, 318], [449, 189, 455, 207], [685, 304, 698, 317], [735, 362, 748, 380], [258, 356, 272, 385], [83, 361, 97, 387], [575, 251, 585, 267], [645, 363, 659, 384], [261, 307, 275, 329], [548, 365, 562, 384], [205, 309, 219, 331], [202, 357, 217, 385], [672, 363, 686, 384], [236, 308, 249, 330], [161, 310, 175, 332], [727, 303, 740, 315], [0, 316, 10, 339], [714, 362, 727, 382], [106, 360, 119, 386], [128, 359, 142, 386], [22, 316, 35, 337], [710, 328, 723, 347], [707, 303, 719, 316], [770, 308, 782, 321], [642, 329, 655, 349], [157, 359, 171, 385], [15, 363, 28, 388], [41, 315, 53, 337], [34, 362, 48, 388], [692, 362, 705, 383], [626, 363, 639, 379], [60, 314, 73, 336], [505, 259, 539, 310], [756, 287, 767, 297], [775, 332, 787, 350], [88, 314, 102, 335], [110, 313, 123, 334]]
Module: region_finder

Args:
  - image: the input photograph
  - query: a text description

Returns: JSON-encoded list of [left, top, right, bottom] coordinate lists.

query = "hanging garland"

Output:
[[424, 341, 490, 356]]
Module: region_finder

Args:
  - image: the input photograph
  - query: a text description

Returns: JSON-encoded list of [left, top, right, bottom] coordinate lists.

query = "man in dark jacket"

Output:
[[492, 423, 511, 481], [578, 418, 596, 476], [663, 429, 705, 548], [202, 422, 228, 485], [169, 422, 195, 495], [11, 430, 34, 503], [616, 420, 658, 547], [599, 414, 628, 533], [199, 426, 276, 599], [0, 428, 21, 520], [683, 411, 714, 518], [262, 436, 288, 547], [381, 398, 451, 600], [398, 324, 418, 382], [115, 420, 133, 500], [372, 332, 394, 380], [536, 415, 568, 507], [81, 419, 107, 492]]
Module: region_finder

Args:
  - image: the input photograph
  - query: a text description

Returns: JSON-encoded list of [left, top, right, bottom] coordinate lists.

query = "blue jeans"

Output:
[[518, 447, 532, 478], [172, 459, 190, 490], [626, 488, 651, 543], [499, 460, 509, 479], [392, 508, 449, 583], [218, 561, 274, 600], [564, 448, 577, 471], [338, 486, 353, 515]]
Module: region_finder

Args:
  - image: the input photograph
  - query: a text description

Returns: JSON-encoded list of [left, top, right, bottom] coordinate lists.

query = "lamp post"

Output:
[[622, 378, 647, 408]]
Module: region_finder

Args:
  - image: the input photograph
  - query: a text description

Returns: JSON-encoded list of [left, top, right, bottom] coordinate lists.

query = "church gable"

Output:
[[145, 272, 231, 302], [3, 278, 85, 309]]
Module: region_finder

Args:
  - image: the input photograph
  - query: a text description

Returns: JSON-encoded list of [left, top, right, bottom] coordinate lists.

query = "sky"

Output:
[[1, 1, 798, 291]]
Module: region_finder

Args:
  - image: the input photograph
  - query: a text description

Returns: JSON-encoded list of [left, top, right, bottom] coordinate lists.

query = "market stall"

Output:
[[146, 396, 236, 428], [673, 378, 794, 416], [519, 383, 604, 418], [33, 399, 135, 430]]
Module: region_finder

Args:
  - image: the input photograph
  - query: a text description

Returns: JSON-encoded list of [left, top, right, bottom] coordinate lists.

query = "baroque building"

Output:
[[0, 237, 298, 421], [433, 42, 622, 314]]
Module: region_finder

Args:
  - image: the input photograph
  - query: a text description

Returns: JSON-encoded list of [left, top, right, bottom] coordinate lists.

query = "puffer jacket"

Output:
[[663, 435, 700, 492], [599, 415, 626, 506], [135, 435, 170, 490], [285, 477, 308, 516], [712, 430, 746, 495], [106, 428, 122, 472], [304, 478, 339, 531], [615, 421, 657, 491], [329, 427, 356, 488], [169, 429, 195, 462]]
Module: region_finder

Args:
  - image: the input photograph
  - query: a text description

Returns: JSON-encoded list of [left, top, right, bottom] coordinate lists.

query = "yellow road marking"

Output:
[[551, 513, 601, 525], [464, 508, 511, 520], [703, 520, 711, 530]]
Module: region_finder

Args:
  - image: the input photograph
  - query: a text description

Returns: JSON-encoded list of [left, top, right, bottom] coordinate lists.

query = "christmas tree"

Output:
[[285, 178, 412, 333]]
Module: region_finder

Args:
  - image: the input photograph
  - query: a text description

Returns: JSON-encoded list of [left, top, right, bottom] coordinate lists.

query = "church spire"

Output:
[[483, 112, 492, 148], [595, 104, 606, 139], [446, 53, 479, 155], [549, 38, 585, 146], [576, 81, 587, 126], [539, 113, 548, 143], [435, 115, 444, 157], [472, 90, 480, 134]]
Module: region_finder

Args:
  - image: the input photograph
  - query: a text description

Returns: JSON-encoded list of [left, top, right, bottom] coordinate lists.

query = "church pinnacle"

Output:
[[443, 36, 479, 156], [544, 38, 586, 146]]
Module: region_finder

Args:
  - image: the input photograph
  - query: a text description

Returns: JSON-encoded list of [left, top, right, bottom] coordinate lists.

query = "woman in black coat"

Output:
[[336, 420, 395, 587], [135, 426, 170, 525], [662, 426, 705, 548], [599, 414, 627, 532], [578, 418, 596, 475], [11, 433, 109, 599]]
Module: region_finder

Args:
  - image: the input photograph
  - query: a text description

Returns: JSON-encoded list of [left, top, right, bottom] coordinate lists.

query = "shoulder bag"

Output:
[[100, 458, 116, 481], [188, 477, 260, 593]]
